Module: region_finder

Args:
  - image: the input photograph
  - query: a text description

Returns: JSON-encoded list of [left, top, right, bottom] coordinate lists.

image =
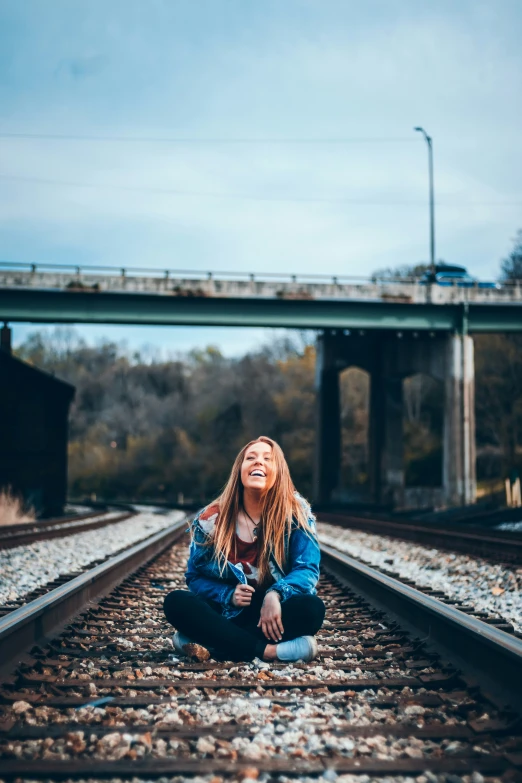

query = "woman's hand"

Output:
[[258, 591, 284, 642], [232, 583, 255, 607]]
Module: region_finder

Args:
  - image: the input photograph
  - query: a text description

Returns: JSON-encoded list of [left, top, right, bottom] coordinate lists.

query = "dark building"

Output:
[[0, 326, 75, 517]]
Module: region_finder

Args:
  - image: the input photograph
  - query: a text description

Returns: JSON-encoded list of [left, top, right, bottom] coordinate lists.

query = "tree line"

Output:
[[17, 331, 319, 503]]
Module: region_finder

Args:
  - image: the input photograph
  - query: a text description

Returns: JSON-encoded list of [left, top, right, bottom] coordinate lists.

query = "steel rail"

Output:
[[0, 514, 189, 676], [319, 511, 522, 565], [0, 511, 135, 551], [0, 509, 103, 537], [320, 542, 522, 710]]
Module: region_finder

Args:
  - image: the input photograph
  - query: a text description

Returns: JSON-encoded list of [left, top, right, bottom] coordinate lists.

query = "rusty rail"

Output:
[[321, 543, 522, 709]]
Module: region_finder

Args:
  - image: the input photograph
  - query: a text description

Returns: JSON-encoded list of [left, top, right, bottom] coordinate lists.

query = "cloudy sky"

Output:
[[1, 0, 521, 355]]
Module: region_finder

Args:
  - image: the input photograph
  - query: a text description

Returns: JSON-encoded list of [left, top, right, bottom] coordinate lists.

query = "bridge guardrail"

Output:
[[1, 260, 520, 304]]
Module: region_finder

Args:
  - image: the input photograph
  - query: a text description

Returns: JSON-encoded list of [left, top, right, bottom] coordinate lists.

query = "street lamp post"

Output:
[[414, 127, 435, 276]]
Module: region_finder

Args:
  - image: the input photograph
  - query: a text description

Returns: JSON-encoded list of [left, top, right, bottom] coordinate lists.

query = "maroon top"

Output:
[[229, 534, 260, 587]]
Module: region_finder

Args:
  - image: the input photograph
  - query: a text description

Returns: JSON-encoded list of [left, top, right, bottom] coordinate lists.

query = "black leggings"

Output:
[[163, 589, 325, 661]]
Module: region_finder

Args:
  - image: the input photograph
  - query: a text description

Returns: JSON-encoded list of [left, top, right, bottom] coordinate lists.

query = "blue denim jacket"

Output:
[[185, 497, 321, 619]]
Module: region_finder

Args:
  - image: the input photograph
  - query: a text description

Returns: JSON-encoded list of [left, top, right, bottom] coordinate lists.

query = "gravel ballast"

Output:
[[317, 522, 522, 634], [0, 509, 185, 605]]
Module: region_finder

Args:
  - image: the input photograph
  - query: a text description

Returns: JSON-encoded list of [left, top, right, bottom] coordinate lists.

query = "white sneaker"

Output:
[[172, 631, 210, 661], [276, 635, 318, 663]]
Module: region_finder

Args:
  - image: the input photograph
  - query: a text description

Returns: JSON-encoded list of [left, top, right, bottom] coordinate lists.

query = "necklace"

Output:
[[242, 507, 260, 542]]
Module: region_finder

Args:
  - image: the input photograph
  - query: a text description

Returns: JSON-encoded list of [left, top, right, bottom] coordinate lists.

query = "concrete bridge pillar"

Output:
[[443, 334, 476, 506], [369, 371, 405, 507], [313, 329, 476, 509], [314, 334, 341, 504]]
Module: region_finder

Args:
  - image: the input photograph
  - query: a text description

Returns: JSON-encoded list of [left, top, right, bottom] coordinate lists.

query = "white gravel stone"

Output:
[[0, 509, 185, 605], [317, 522, 522, 633], [497, 520, 522, 532]]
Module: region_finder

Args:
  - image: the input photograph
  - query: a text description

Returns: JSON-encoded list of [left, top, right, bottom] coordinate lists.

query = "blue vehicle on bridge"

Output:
[[419, 263, 500, 289]]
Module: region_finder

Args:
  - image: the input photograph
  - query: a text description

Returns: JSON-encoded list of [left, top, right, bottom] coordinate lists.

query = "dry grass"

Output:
[[0, 489, 35, 526]]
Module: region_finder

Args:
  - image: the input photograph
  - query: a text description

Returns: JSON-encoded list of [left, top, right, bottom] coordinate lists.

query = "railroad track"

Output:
[[319, 511, 522, 567], [0, 508, 135, 551], [1, 519, 522, 778]]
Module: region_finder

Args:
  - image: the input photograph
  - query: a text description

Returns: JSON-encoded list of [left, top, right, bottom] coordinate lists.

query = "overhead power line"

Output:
[[0, 132, 416, 144], [1, 173, 520, 207]]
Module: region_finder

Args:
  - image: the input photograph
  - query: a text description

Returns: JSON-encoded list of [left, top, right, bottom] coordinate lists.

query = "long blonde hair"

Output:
[[207, 436, 313, 585]]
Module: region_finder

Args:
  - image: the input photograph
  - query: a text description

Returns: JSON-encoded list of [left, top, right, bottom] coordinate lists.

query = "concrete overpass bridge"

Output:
[[1, 261, 522, 330], [2, 261, 522, 511]]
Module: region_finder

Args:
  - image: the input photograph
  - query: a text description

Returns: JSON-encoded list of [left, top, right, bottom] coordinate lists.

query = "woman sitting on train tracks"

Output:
[[163, 436, 325, 663]]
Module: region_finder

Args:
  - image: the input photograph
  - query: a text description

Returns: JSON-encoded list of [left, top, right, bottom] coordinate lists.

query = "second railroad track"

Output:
[[319, 511, 522, 567], [0, 508, 135, 551]]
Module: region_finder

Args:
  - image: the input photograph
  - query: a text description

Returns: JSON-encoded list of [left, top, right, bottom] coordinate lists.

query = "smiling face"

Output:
[[240, 440, 276, 494]]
